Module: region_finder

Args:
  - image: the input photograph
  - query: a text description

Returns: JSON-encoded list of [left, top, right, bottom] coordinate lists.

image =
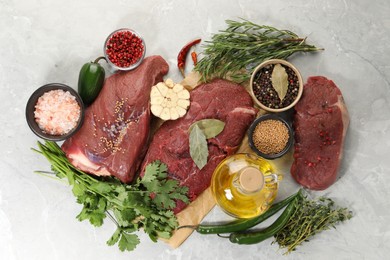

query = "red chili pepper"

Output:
[[177, 38, 201, 77], [191, 50, 198, 66]]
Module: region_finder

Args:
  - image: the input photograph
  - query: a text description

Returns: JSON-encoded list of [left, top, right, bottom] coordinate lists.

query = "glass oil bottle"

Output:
[[211, 153, 281, 219]]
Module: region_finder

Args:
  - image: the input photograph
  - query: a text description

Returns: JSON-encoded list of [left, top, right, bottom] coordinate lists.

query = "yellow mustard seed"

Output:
[[252, 119, 289, 155]]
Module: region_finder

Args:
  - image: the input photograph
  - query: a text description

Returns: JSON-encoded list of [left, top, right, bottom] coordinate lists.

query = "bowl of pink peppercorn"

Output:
[[103, 28, 146, 71]]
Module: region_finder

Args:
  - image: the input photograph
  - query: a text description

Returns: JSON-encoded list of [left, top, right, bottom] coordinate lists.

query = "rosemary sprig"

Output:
[[32, 141, 189, 252], [194, 19, 323, 82], [273, 193, 352, 254]]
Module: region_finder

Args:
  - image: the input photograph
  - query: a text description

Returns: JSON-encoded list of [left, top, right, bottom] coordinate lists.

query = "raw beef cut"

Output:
[[140, 79, 258, 213], [62, 56, 169, 183], [291, 76, 349, 190]]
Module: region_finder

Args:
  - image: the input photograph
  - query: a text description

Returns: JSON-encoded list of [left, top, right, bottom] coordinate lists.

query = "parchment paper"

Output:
[[163, 72, 260, 248]]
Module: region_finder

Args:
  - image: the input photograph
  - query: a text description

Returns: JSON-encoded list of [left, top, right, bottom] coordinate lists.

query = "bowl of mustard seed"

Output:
[[248, 114, 294, 160], [250, 59, 303, 113]]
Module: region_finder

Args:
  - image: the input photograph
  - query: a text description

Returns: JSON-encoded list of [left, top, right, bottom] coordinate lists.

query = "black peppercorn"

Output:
[[252, 63, 299, 109]]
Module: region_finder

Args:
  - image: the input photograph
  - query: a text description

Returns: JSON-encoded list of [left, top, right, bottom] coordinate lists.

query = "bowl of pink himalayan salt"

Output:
[[26, 83, 85, 141]]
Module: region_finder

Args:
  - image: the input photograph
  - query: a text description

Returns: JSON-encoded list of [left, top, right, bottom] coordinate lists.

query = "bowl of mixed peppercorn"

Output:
[[103, 28, 146, 71], [250, 59, 303, 113]]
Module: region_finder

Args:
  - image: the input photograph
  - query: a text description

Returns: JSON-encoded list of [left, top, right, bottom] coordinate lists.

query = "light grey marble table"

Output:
[[1, 0, 389, 259]]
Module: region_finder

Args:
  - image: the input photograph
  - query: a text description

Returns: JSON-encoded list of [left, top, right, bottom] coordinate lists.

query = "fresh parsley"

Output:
[[33, 141, 189, 252]]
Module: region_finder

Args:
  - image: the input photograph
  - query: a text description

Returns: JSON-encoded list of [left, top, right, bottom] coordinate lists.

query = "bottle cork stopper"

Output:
[[239, 167, 264, 193]]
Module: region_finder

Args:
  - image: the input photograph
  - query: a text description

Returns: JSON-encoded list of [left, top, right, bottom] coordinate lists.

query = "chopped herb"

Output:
[[33, 141, 189, 252]]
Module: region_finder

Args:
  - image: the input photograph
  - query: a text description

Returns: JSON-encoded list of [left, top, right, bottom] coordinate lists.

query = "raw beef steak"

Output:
[[62, 56, 169, 183], [140, 79, 258, 213], [291, 76, 349, 190]]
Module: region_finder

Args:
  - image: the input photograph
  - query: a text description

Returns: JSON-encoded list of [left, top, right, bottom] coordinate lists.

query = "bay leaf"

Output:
[[271, 64, 289, 102], [189, 124, 208, 170], [188, 119, 225, 139]]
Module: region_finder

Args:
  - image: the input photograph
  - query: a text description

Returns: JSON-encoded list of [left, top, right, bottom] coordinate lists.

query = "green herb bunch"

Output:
[[195, 19, 323, 82], [273, 192, 353, 254], [33, 141, 189, 252]]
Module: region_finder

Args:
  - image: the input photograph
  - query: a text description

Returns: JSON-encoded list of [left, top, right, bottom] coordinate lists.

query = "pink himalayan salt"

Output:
[[34, 89, 81, 135]]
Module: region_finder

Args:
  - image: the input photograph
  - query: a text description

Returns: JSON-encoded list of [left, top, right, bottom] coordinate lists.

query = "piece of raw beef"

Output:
[[291, 76, 349, 190], [140, 79, 258, 213], [62, 56, 169, 183]]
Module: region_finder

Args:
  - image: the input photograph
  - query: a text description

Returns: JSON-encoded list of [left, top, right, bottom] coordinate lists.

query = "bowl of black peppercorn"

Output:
[[250, 59, 303, 113]]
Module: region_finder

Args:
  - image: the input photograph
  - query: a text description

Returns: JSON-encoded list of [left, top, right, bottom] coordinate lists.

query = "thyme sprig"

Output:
[[32, 141, 189, 252], [273, 192, 352, 254], [194, 19, 323, 82]]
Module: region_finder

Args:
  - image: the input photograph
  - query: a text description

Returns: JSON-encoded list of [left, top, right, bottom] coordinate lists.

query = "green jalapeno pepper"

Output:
[[78, 56, 106, 106], [178, 189, 302, 235], [196, 190, 301, 234], [228, 194, 299, 245]]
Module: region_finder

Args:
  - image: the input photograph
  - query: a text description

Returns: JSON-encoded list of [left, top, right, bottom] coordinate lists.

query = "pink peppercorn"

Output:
[[105, 29, 145, 69]]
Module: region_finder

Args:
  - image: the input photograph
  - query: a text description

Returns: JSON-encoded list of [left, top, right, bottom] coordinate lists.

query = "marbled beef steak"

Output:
[[62, 56, 169, 183], [291, 76, 349, 190], [140, 79, 258, 213]]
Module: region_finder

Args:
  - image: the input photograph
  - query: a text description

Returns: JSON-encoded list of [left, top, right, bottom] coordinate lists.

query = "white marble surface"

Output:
[[1, 0, 389, 259]]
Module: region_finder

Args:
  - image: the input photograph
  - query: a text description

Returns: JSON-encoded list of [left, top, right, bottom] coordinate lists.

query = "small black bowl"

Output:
[[248, 113, 294, 160], [25, 83, 85, 141]]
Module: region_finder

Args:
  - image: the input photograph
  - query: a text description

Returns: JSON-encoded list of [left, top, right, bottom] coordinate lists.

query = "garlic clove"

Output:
[[170, 107, 180, 120], [177, 88, 190, 99], [160, 107, 171, 120], [156, 82, 169, 96], [151, 105, 163, 117], [165, 78, 175, 88], [177, 99, 190, 109]]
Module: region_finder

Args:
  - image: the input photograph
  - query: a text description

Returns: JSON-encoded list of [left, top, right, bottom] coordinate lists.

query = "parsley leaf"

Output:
[[107, 228, 121, 246], [140, 160, 189, 209], [90, 182, 112, 194], [107, 228, 140, 252], [76, 195, 107, 227], [34, 141, 190, 253], [141, 162, 159, 183], [113, 208, 137, 227], [118, 232, 140, 252]]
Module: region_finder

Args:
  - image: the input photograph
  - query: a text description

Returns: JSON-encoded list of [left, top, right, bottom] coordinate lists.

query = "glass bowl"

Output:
[[103, 28, 146, 71], [25, 83, 85, 141]]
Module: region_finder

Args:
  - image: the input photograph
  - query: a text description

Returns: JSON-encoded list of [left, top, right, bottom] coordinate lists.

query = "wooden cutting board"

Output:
[[162, 72, 263, 248]]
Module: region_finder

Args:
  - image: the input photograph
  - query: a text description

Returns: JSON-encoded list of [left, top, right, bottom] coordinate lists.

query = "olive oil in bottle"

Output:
[[211, 153, 281, 219]]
